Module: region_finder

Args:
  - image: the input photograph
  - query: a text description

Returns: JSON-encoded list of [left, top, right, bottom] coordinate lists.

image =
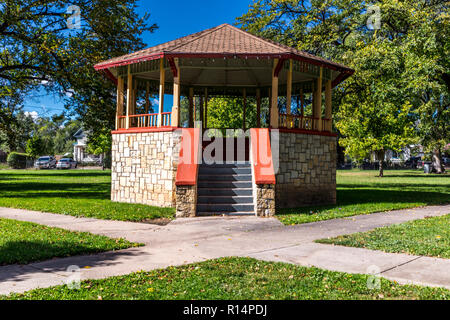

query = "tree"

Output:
[[1, 0, 157, 151], [26, 135, 46, 159], [0, 92, 35, 153], [86, 127, 111, 169], [238, 0, 449, 176], [336, 39, 416, 177]]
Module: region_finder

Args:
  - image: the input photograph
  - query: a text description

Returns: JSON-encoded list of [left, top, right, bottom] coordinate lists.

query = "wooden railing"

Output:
[[117, 116, 127, 129], [161, 112, 172, 127], [116, 113, 172, 129], [278, 113, 332, 132]]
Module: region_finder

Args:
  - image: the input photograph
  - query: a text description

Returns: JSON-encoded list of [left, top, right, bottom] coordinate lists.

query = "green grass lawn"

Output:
[[0, 169, 175, 222], [317, 214, 450, 259], [4, 257, 448, 300], [278, 169, 450, 225], [0, 218, 138, 265]]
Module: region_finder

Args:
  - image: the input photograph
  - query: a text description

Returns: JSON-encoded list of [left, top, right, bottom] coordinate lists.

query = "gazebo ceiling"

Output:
[[95, 23, 354, 92]]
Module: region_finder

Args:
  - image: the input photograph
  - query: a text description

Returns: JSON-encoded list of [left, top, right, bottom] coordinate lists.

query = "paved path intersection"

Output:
[[0, 205, 448, 295]]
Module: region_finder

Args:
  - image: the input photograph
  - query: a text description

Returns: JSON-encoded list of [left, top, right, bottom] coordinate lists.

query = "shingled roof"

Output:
[[94, 23, 353, 74]]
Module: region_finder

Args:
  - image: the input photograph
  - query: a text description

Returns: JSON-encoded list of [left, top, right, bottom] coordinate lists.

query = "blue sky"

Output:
[[22, 0, 253, 118]]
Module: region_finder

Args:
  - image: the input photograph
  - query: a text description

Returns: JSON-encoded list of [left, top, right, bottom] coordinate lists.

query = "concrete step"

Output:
[[197, 211, 255, 216], [200, 163, 251, 168], [196, 203, 255, 213], [197, 195, 254, 204], [198, 166, 251, 175], [197, 188, 253, 196], [197, 174, 252, 182], [197, 181, 252, 188]]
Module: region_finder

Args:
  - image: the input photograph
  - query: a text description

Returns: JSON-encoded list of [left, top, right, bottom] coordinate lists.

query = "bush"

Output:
[[7, 152, 30, 169]]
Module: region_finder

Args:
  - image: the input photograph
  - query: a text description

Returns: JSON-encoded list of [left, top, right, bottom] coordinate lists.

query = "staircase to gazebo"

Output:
[[196, 163, 254, 216]]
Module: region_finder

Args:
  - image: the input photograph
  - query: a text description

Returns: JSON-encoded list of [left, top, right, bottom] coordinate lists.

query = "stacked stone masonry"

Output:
[[276, 132, 337, 208], [255, 184, 276, 217], [111, 131, 181, 207], [175, 185, 197, 217]]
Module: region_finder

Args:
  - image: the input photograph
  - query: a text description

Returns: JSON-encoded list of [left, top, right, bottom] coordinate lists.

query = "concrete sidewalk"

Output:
[[0, 204, 448, 295]]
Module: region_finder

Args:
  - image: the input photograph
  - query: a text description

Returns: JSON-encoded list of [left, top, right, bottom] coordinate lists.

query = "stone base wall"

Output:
[[275, 132, 336, 208], [111, 130, 181, 207], [175, 185, 197, 217], [255, 184, 276, 217]]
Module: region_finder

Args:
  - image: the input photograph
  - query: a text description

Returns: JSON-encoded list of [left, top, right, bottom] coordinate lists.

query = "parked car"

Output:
[[443, 157, 450, 167], [34, 156, 57, 169], [405, 156, 421, 169], [56, 158, 77, 169]]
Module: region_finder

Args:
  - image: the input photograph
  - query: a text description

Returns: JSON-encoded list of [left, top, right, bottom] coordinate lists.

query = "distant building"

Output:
[[73, 128, 102, 164]]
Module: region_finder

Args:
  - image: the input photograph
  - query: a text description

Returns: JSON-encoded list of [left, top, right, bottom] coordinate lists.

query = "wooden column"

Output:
[[188, 87, 194, 128], [313, 67, 323, 131], [145, 82, 150, 114], [132, 79, 137, 116], [300, 88, 305, 116], [116, 76, 124, 130], [204, 88, 208, 129], [286, 59, 293, 114], [157, 58, 165, 127], [325, 79, 332, 132], [199, 95, 204, 129], [256, 88, 261, 128], [270, 58, 279, 128], [125, 66, 132, 129], [242, 88, 247, 130], [172, 58, 180, 127]]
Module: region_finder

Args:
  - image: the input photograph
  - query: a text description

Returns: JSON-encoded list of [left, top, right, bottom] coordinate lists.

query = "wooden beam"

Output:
[[274, 58, 285, 77], [116, 76, 124, 130], [125, 66, 132, 129], [199, 95, 204, 129], [286, 59, 293, 114], [300, 88, 304, 117], [243, 88, 247, 130], [145, 81, 150, 114], [188, 87, 194, 128], [313, 67, 323, 130], [172, 58, 180, 127], [204, 88, 208, 129], [325, 79, 332, 132], [256, 88, 261, 128], [157, 58, 165, 127], [132, 79, 137, 115], [270, 58, 279, 128]]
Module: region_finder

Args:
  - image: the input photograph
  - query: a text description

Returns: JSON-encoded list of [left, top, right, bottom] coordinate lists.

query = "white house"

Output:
[[73, 128, 102, 164]]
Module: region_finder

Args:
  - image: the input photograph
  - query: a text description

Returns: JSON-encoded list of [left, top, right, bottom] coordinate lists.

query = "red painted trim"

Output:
[[274, 58, 286, 77], [95, 52, 354, 86], [167, 57, 178, 78], [94, 53, 164, 70], [332, 71, 353, 88], [176, 128, 200, 186], [111, 127, 179, 134], [276, 128, 338, 137], [250, 128, 276, 185]]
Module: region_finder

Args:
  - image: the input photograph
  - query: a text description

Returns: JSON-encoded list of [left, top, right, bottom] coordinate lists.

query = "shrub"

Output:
[[7, 152, 30, 169]]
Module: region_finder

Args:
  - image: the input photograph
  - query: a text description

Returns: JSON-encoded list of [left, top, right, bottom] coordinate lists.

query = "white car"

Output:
[[35, 156, 57, 169], [56, 158, 77, 169]]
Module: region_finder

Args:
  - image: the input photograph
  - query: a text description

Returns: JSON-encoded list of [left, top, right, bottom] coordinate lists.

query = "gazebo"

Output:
[[94, 23, 353, 217]]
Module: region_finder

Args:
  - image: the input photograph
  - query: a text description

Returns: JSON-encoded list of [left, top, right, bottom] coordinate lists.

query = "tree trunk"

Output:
[[432, 149, 444, 174], [377, 150, 385, 177]]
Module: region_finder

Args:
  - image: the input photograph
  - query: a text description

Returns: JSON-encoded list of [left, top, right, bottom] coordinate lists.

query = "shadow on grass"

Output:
[[0, 171, 110, 180], [0, 182, 110, 200], [278, 189, 450, 216], [0, 241, 141, 283]]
